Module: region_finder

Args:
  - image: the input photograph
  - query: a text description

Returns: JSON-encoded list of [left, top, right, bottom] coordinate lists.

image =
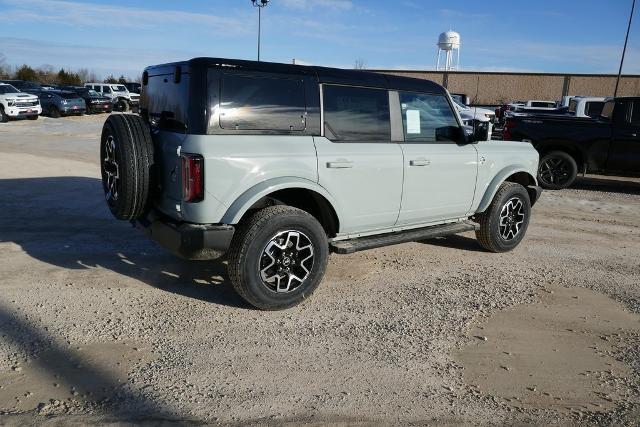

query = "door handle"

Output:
[[326, 161, 354, 169], [409, 159, 431, 167]]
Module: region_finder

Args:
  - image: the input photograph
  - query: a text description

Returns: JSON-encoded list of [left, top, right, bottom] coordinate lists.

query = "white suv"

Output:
[[99, 57, 542, 310], [84, 83, 140, 112], [0, 83, 42, 122]]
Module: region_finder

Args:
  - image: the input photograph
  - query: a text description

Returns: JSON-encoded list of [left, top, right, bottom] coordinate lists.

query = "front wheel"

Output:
[[0, 107, 9, 123], [49, 105, 61, 118], [538, 151, 577, 190], [227, 206, 329, 310], [475, 182, 531, 253]]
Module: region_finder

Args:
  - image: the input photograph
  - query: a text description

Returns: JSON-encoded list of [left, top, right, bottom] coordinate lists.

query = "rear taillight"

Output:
[[181, 153, 204, 203], [502, 120, 516, 141]]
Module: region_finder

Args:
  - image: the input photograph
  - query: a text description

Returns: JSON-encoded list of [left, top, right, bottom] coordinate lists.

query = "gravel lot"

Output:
[[0, 114, 639, 426]]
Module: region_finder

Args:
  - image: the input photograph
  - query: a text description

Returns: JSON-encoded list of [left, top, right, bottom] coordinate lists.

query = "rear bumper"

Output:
[[527, 185, 543, 206], [135, 210, 235, 260]]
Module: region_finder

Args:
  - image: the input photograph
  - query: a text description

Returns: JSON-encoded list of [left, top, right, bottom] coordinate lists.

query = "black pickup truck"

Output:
[[503, 97, 640, 189]]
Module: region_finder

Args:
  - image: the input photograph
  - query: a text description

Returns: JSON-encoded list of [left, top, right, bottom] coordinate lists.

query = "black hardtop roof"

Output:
[[145, 57, 447, 95]]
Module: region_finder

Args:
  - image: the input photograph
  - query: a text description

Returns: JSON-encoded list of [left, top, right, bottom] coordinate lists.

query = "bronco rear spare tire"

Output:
[[100, 114, 154, 220]]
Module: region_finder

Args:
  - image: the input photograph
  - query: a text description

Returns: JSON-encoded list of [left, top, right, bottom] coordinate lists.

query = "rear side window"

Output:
[[585, 101, 604, 118], [568, 99, 578, 113], [399, 92, 459, 143], [322, 85, 390, 142], [219, 74, 306, 131]]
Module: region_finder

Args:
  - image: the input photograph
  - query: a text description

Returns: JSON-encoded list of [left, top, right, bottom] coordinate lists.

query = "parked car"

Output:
[[0, 79, 43, 95], [85, 83, 139, 112], [450, 93, 470, 106], [99, 57, 541, 310], [503, 97, 640, 189], [0, 83, 42, 122], [60, 86, 113, 114], [38, 90, 86, 117], [451, 96, 496, 125]]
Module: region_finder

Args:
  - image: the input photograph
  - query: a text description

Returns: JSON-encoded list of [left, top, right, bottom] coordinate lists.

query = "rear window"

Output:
[[219, 74, 306, 131], [568, 100, 578, 113], [585, 101, 605, 118], [531, 101, 556, 108], [322, 85, 390, 142]]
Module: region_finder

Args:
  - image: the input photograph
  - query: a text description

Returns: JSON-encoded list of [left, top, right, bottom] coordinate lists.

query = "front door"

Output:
[[608, 99, 640, 174], [394, 91, 478, 225], [315, 85, 403, 234]]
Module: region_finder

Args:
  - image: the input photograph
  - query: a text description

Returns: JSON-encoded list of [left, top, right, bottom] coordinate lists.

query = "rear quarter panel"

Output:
[[156, 134, 319, 225]]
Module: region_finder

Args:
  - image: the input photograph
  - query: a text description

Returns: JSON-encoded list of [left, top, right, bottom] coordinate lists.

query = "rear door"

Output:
[[394, 91, 478, 225], [314, 84, 403, 234], [608, 99, 640, 174]]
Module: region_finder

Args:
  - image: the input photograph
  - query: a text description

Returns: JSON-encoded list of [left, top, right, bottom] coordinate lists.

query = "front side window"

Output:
[[219, 74, 306, 131], [399, 92, 460, 143], [103, 86, 112, 94], [322, 85, 390, 142]]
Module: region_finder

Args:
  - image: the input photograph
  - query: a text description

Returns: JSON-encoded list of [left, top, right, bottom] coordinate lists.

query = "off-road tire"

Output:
[[228, 206, 329, 310], [100, 114, 154, 220], [475, 182, 531, 253], [0, 106, 8, 123], [537, 151, 578, 190]]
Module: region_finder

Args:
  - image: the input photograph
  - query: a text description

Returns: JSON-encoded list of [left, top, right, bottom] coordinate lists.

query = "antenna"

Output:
[[436, 30, 461, 71]]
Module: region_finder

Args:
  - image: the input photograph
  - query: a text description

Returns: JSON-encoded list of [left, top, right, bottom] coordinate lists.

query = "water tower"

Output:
[[436, 30, 461, 71]]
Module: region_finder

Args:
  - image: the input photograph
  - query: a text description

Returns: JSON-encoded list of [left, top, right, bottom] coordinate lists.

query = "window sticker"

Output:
[[406, 109, 421, 134]]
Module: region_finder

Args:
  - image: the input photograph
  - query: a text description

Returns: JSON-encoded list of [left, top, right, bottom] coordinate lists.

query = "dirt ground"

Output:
[[0, 114, 639, 426]]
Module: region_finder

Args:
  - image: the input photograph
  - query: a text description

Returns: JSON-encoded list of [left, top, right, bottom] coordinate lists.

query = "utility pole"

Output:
[[615, 0, 636, 97], [251, 0, 270, 61]]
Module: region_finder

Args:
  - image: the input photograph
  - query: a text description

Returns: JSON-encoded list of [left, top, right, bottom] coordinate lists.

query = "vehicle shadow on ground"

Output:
[[0, 302, 188, 422], [419, 234, 485, 252], [573, 176, 640, 195], [0, 176, 247, 309]]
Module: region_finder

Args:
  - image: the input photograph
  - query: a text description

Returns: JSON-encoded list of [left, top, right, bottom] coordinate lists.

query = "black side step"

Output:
[[330, 221, 478, 254]]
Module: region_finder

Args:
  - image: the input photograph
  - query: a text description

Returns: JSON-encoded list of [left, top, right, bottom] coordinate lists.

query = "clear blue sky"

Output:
[[0, 0, 638, 79]]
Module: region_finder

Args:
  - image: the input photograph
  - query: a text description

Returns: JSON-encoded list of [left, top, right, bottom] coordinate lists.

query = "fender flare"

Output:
[[476, 166, 537, 213], [220, 177, 343, 227]]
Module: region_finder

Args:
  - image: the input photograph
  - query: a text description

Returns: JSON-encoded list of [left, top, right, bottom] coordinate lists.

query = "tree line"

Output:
[[0, 56, 137, 86]]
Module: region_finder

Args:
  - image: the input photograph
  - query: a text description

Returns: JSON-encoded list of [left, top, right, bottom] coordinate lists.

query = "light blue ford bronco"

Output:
[[100, 57, 541, 310]]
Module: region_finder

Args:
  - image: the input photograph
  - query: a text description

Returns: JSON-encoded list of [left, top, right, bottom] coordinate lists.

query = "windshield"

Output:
[[113, 85, 127, 92], [57, 92, 80, 99], [0, 85, 19, 94]]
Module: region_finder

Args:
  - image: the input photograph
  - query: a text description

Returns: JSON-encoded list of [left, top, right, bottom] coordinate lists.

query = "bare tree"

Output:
[[0, 53, 11, 79], [354, 58, 367, 70]]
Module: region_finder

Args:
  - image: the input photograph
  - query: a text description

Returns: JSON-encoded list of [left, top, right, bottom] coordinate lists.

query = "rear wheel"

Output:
[[228, 206, 329, 310], [475, 182, 531, 253], [538, 151, 577, 190], [100, 114, 154, 220]]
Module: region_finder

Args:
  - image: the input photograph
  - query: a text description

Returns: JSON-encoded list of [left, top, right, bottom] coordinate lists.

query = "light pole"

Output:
[[251, 0, 270, 61], [615, 0, 636, 97]]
